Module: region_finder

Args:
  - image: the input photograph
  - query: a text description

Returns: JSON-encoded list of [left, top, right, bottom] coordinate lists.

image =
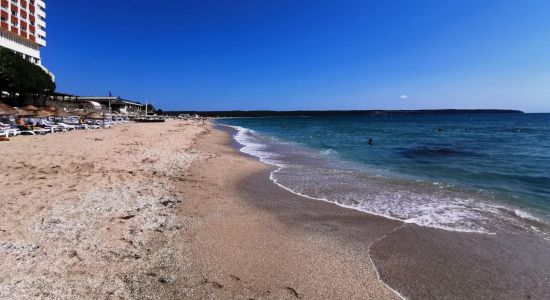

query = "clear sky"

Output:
[[44, 0, 550, 112]]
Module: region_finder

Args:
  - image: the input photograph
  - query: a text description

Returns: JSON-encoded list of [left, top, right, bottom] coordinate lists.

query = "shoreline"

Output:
[[219, 122, 550, 235], [1, 120, 549, 299], [179, 123, 400, 299], [214, 122, 550, 299]]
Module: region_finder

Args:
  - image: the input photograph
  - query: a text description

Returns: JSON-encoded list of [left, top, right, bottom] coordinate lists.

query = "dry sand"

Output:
[[0, 120, 209, 299], [0, 121, 398, 299]]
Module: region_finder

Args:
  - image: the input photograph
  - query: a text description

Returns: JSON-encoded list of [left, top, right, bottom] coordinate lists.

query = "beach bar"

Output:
[[76, 97, 145, 115]]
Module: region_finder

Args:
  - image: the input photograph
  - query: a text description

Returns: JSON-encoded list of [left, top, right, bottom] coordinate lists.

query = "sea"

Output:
[[217, 113, 550, 235]]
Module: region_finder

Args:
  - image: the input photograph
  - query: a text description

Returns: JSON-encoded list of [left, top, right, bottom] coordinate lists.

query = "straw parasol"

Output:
[[21, 104, 40, 111], [69, 110, 87, 116], [0, 103, 17, 115], [34, 109, 55, 118], [53, 110, 73, 117], [85, 112, 104, 119], [14, 108, 34, 116]]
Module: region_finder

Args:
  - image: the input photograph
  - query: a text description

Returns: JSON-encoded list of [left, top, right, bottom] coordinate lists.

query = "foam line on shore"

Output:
[[367, 223, 409, 300], [271, 167, 411, 299], [224, 122, 550, 236], [268, 168, 490, 234], [221, 123, 492, 234], [218, 122, 550, 299], [222, 123, 409, 299]]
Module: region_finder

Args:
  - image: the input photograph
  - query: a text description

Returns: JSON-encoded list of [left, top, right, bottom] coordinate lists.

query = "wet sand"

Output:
[[178, 125, 400, 299], [370, 225, 550, 299], [212, 125, 550, 299]]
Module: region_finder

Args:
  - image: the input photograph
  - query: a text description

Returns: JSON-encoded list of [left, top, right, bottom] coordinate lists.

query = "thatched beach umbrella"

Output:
[[34, 109, 55, 118], [14, 108, 34, 116], [54, 110, 73, 117], [70, 110, 87, 116], [85, 112, 104, 119], [21, 105, 40, 111], [0, 103, 17, 115]]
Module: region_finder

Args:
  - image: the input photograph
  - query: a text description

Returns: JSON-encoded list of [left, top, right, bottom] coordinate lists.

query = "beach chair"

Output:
[[33, 128, 50, 135], [3, 128, 21, 137], [85, 121, 101, 129], [20, 130, 36, 136], [57, 122, 76, 131], [44, 124, 62, 133], [37, 119, 52, 127]]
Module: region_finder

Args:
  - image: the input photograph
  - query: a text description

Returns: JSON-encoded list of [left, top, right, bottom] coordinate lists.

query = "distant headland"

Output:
[[166, 109, 524, 118]]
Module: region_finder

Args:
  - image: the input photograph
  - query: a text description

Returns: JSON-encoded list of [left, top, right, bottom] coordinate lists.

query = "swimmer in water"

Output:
[[368, 138, 374, 145]]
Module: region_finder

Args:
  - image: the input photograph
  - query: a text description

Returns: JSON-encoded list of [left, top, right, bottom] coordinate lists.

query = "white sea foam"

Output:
[[224, 125, 285, 167], [224, 124, 547, 235], [319, 149, 337, 156], [513, 209, 541, 222]]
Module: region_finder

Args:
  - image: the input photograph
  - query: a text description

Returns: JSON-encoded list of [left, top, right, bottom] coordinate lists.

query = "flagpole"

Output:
[[108, 91, 112, 113]]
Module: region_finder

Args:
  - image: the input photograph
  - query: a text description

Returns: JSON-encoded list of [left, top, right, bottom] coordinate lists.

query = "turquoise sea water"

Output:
[[218, 113, 550, 234]]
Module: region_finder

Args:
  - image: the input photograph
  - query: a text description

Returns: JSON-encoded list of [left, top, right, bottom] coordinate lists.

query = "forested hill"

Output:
[[166, 109, 524, 118]]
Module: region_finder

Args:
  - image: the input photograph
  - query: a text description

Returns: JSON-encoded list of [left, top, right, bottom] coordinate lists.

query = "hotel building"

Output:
[[0, 0, 48, 69]]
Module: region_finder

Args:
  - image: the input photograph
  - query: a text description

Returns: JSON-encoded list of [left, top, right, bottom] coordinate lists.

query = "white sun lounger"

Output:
[[0, 128, 21, 137], [44, 125, 63, 133], [33, 128, 50, 135], [57, 122, 77, 131]]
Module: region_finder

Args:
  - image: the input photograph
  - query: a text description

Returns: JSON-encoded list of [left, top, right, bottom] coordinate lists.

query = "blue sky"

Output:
[[45, 0, 550, 112]]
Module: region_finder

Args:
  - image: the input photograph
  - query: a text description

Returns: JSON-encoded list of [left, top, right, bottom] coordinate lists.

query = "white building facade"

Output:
[[0, 0, 47, 68]]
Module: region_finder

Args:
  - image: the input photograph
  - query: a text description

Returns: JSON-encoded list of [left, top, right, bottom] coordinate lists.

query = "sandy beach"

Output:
[[0, 120, 208, 298], [1, 121, 549, 299], [0, 121, 397, 299], [2, 0, 549, 298]]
